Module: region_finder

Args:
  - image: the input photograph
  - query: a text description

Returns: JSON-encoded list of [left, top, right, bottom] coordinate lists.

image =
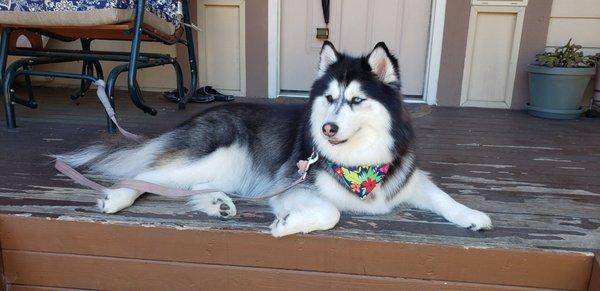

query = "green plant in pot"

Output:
[[527, 39, 597, 119]]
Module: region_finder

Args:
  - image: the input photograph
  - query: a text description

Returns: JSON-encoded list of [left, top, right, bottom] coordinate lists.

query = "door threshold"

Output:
[[278, 92, 426, 104]]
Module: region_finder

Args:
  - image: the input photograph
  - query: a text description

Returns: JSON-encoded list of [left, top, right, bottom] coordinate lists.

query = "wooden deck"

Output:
[[0, 87, 599, 290]]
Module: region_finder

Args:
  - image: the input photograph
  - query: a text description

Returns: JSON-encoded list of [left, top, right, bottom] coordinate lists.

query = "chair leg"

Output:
[[0, 29, 7, 82], [1, 28, 16, 128], [22, 64, 38, 108], [126, 0, 157, 116], [105, 64, 122, 134], [104, 85, 116, 134], [90, 59, 115, 132], [71, 38, 94, 100], [92, 60, 104, 80], [180, 0, 199, 110], [171, 59, 185, 106]]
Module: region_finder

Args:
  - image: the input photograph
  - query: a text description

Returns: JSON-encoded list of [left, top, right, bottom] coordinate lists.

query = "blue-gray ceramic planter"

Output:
[[526, 64, 595, 119]]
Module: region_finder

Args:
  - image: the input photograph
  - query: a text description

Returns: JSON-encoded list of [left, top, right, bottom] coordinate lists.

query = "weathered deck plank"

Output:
[[0, 87, 599, 256]]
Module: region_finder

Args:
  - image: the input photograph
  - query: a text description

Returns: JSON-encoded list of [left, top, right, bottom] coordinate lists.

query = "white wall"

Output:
[[545, 0, 599, 103], [546, 0, 600, 55]]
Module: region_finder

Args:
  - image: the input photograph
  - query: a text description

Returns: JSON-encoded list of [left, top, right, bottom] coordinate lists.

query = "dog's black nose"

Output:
[[322, 123, 339, 137]]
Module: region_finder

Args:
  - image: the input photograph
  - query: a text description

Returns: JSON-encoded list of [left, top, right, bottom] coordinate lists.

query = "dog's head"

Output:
[[309, 42, 413, 165]]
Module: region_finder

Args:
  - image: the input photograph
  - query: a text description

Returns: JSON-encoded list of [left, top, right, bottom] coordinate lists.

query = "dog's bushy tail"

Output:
[[50, 136, 168, 180], [51, 144, 108, 168]]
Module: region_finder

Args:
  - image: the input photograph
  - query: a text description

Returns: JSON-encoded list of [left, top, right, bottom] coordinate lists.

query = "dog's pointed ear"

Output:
[[368, 42, 399, 84], [318, 41, 339, 76]]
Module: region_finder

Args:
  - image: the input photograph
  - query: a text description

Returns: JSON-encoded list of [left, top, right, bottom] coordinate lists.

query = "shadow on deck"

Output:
[[0, 87, 599, 290]]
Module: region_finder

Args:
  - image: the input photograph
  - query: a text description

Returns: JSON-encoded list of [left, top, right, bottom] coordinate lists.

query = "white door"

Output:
[[279, 0, 432, 98], [197, 0, 246, 96]]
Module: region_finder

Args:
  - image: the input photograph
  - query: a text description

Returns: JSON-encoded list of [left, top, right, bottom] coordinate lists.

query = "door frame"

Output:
[[267, 0, 446, 105]]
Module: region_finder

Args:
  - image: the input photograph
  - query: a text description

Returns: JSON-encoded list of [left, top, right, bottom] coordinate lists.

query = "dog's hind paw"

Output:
[[188, 192, 236, 218], [97, 188, 140, 214]]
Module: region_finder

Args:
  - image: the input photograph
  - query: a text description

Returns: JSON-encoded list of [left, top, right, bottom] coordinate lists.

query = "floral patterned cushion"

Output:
[[0, 0, 180, 33]]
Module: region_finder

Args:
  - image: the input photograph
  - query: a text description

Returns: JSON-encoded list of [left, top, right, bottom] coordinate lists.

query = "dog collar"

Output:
[[327, 161, 390, 199]]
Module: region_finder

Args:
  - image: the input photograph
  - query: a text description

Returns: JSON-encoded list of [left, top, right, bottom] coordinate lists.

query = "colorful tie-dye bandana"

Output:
[[327, 161, 390, 199]]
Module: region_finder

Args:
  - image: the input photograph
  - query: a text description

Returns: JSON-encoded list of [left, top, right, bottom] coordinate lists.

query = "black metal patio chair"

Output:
[[0, 0, 199, 132]]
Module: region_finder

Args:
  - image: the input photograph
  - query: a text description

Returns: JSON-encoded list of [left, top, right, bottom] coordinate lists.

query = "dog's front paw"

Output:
[[188, 192, 236, 218], [269, 213, 296, 237], [270, 214, 298, 237], [269, 209, 340, 237], [449, 209, 493, 231]]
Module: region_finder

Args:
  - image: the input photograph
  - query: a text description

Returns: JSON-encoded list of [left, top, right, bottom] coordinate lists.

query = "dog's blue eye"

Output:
[[351, 97, 364, 104], [326, 95, 334, 103]]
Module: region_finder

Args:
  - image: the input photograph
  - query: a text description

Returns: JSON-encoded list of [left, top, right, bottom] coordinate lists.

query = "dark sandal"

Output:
[[199, 86, 235, 102], [163, 88, 215, 103], [162, 88, 184, 103]]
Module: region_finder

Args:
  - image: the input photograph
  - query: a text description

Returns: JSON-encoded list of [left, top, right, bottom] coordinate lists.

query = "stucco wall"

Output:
[[510, 0, 553, 109], [244, 0, 268, 98], [436, 0, 470, 107]]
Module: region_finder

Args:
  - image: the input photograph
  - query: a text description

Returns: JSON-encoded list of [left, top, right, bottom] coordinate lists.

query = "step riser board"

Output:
[[0, 215, 594, 290]]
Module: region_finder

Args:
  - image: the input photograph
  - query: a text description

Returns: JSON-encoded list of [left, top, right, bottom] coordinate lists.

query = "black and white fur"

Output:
[[55, 42, 492, 237]]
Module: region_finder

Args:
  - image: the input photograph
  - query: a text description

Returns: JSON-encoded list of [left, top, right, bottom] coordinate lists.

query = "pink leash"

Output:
[[55, 160, 309, 199], [94, 80, 142, 141], [54, 81, 316, 199]]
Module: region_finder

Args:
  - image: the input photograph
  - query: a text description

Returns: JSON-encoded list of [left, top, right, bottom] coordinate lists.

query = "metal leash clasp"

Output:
[[301, 151, 319, 180]]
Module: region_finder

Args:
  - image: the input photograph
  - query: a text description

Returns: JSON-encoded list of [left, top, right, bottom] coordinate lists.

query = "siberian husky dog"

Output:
[[56, 42, 492, 237]]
